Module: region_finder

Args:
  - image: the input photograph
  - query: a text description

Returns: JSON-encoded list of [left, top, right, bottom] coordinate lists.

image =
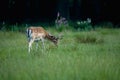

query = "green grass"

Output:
[[0, 28, 120, 80]]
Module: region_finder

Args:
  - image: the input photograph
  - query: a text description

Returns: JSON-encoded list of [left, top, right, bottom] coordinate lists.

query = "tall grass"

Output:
[[0, 27, 120, 80]]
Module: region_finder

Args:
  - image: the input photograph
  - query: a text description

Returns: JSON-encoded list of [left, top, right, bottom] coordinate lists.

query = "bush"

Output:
[[97, 22, 114, 28], [0, 23, 27, 32], [74, 19, 93, 31]]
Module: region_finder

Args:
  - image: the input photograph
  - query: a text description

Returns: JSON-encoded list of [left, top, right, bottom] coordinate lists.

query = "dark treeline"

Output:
[[0, 0, 120, 25]]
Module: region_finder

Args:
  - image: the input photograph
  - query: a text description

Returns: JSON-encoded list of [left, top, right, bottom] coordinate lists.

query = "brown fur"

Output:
[[27, 26, 58, 52]]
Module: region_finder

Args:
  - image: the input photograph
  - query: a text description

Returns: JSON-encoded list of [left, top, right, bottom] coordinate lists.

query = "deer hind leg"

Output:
[[35, 40, 39, 50], [28, 39, 34, 53], [41, 38, 45, 49]]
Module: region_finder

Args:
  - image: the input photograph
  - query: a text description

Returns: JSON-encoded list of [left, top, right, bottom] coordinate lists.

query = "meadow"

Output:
[[0, 26, 120, 80]]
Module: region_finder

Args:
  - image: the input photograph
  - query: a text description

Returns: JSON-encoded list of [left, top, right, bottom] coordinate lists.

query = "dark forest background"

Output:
[[0, 0, 120, 25]]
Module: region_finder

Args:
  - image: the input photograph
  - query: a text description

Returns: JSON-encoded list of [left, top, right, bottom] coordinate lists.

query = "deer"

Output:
[[26, 26, 60, 53]]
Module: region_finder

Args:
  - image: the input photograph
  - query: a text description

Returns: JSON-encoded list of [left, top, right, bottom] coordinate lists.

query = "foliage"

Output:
[[0, 23, 27, 32], [96, 22, 114, 28], [71, 18, 93, 31]]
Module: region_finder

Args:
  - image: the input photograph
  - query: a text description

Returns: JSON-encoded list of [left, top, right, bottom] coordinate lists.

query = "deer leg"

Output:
[[41, 38, 45, 49], [28, 39, 34, 53], [36, 40, 39, 50]]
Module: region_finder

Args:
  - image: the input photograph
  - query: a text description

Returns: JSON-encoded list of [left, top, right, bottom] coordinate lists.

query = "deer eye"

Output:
[[50, 36, 54, 38]]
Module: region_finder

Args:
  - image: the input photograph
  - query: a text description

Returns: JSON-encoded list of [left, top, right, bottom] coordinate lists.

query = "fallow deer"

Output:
[[26, 26, 59, 53]]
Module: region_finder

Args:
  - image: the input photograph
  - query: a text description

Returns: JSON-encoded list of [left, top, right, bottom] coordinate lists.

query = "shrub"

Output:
[[97, 22, 114, 28], [74, 18, 93, 31]]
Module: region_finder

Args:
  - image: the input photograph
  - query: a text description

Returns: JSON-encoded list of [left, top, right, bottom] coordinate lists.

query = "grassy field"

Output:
[[0, 27, 120, 80]]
